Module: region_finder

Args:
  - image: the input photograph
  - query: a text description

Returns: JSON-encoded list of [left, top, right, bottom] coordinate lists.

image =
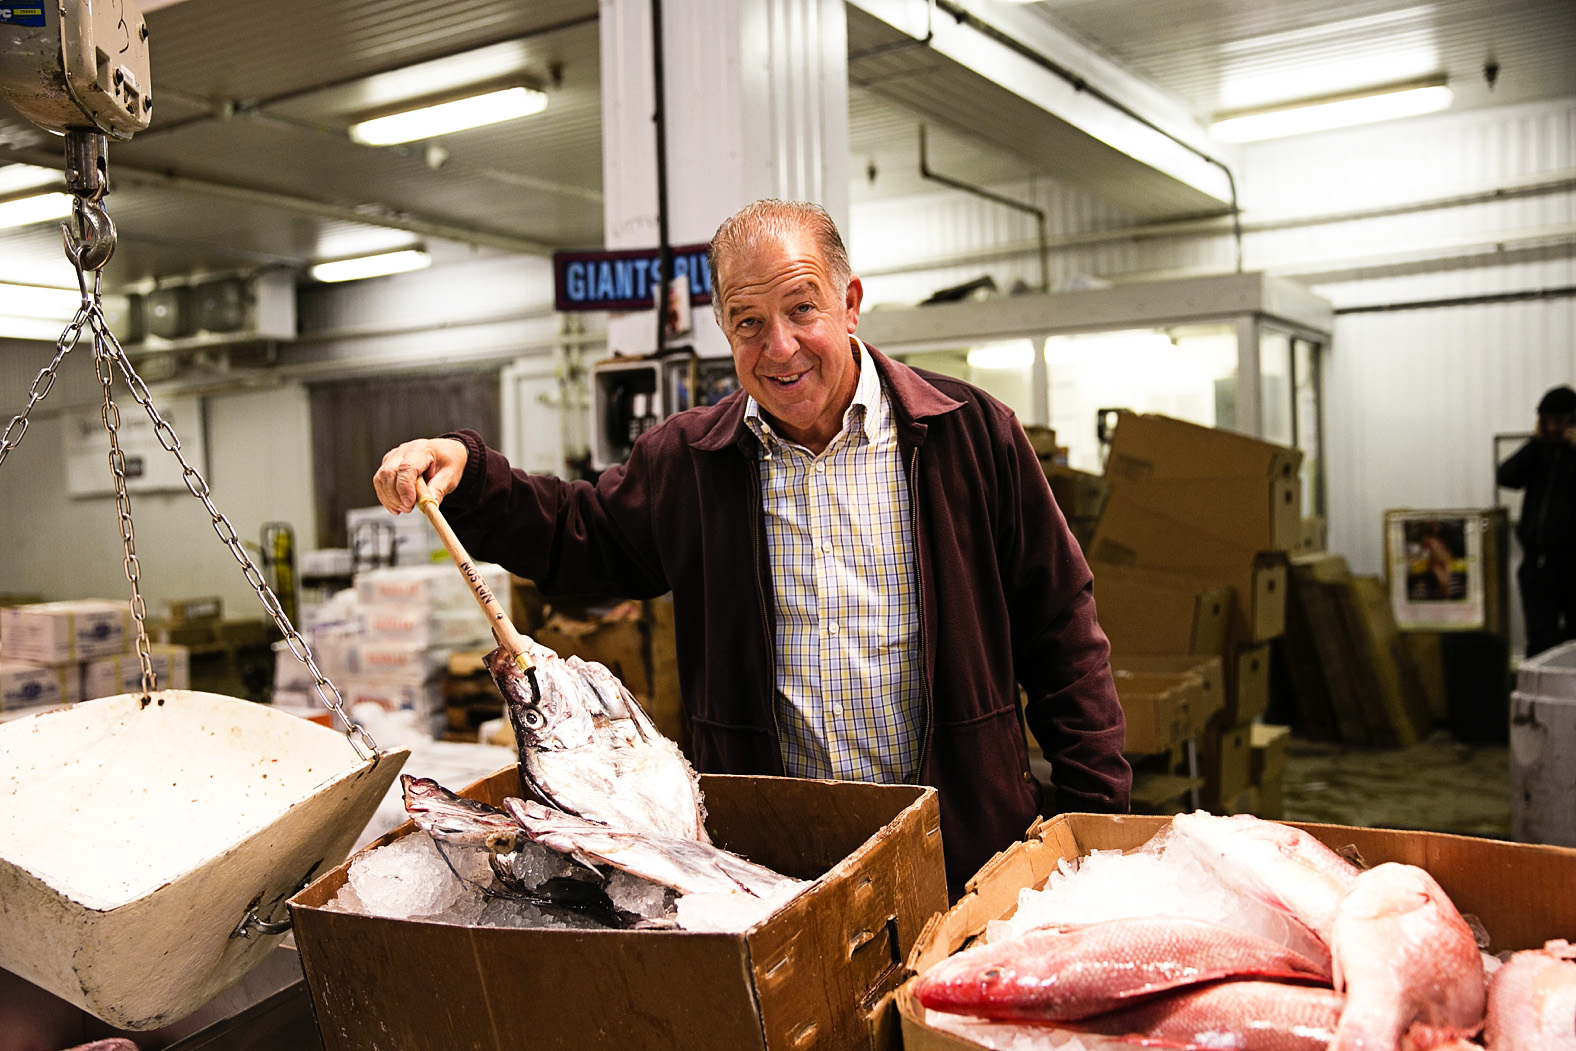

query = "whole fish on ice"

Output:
[[1484, 938, 1576, 1049], [488, 639, 708, 843], [504, 796, 800, 899], [1329, 862, 1485, 1050], [1066, 979, 1346, 1051], [1169, 811, 1360, 950], [913, 915, 1331, 1022]]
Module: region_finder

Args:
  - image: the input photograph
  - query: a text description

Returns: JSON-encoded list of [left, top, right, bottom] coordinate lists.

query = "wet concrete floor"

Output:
[[1280, 728, 1512, 839]]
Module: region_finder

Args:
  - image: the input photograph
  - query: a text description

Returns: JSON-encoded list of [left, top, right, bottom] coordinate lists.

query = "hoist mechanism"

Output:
[[0, 0, 153, 140], [0, 0, 154, 269]]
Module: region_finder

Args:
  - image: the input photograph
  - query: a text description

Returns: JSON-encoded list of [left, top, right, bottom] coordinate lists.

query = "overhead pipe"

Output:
[[917, 124, 1049, 292], [651, 0, 673, 355], [927, 0, 1244, 272]]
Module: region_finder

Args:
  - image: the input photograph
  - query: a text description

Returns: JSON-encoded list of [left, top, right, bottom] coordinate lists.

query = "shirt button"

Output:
[[832, 703, 844, 716], [828, 622, 839, 634], [815, 462, 825, 473]]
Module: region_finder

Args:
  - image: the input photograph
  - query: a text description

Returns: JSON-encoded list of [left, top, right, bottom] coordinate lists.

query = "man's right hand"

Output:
[[372, 437, 468, 514]]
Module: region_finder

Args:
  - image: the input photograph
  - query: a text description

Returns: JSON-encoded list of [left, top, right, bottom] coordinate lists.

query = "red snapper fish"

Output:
[[1330, 862, 1485, 1050], [1484, 938, 1576, 1049], [1169, 811, 1360, 950], [1067, 979, 1346, 1051], [913, 915, 1331, 1023]]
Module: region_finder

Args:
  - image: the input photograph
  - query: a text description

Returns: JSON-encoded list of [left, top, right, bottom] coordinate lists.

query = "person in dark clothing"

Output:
[[1498, 384, 1576, 658], [374, 199, 1130, 894]]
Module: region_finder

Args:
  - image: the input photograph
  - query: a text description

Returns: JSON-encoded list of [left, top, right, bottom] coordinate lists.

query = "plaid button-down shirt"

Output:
[[743, 337, 924, 783]]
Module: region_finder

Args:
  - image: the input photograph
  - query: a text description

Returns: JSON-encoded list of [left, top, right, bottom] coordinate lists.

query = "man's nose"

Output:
[[761, 319, 796, 359]]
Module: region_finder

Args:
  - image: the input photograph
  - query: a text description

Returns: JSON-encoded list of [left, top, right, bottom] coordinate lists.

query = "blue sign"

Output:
[[554, 243, 713, 313]]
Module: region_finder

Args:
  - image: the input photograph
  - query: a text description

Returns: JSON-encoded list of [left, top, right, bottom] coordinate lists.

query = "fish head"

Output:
[[401, 774, 523, 851], [489, 646, 595, 752]]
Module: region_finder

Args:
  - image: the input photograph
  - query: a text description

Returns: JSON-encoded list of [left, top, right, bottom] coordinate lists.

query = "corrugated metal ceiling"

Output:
[[0, 0, 1570, 292]]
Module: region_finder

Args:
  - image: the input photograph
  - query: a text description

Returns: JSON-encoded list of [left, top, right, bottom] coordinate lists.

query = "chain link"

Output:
[[91, 271, 158, 700], [0, 190, 379, 763]]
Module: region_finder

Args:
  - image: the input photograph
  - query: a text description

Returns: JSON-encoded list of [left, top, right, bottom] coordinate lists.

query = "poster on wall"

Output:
[[1384, 509, 1485, 630], [64, 395, 207, 498]]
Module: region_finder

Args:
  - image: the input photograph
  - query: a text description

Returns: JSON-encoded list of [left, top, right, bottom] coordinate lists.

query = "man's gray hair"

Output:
[[708, 199, 851, 320]]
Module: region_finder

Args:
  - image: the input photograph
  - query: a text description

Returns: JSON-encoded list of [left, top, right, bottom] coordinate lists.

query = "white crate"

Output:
[[353, 564, 510, 612], [357, 606, 490, 648], [344, 640, 448, 685], [0, 660, 83, 711], [81, 645, 191, 700], [1516, 639, 1576, 701], [1, 601, 130, 663]]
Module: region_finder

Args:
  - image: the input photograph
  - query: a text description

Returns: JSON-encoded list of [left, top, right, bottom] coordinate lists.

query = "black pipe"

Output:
[[929, 0, 1244, 272], [918, 124, 1049, 292], [1335, 285, 1576, 315], [651, 0, 673, 355]]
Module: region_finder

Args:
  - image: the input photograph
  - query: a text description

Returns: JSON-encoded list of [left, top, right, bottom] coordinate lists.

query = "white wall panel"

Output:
[[0, 352, 318, 619]]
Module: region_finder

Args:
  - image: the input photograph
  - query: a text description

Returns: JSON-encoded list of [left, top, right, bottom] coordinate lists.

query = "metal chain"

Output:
[[90, 267, 158, 700], [0, 175, 379, 762], [0, 308, 89, 469], [90, 316, 377, 760]]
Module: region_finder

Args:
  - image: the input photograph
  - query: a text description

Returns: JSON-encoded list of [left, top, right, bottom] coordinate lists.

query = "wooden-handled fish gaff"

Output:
[[412, 475, 536, 677]]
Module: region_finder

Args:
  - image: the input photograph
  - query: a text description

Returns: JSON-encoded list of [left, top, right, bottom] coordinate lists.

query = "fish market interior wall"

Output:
[[0, 345, 317, 620], [850, 95, 1576, 591]]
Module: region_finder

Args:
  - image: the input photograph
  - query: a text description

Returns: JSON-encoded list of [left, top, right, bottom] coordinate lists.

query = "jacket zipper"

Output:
[[749, 455, 786, 773], [908, 444, 934, 782]]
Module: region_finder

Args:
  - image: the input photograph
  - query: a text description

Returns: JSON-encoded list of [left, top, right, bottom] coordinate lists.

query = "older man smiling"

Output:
[[374, 199, 1130, 895]]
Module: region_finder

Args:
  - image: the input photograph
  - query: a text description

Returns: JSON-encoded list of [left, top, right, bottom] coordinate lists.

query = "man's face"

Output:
[[715, 227, 863, 452]]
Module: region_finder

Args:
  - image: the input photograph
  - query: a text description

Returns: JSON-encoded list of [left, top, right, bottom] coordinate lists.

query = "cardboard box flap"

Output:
[[1106, 412, 1303, 482]]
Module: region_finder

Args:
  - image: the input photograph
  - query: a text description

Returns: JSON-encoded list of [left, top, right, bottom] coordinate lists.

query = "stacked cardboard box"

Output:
[[1281, 553, 1433, 747], [1087, 412, 1300, 811], [0, 599, 190, 715], [276, 564, 508, 737]]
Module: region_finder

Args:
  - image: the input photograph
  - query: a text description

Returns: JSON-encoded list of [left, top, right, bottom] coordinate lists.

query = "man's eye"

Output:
[[793, 303, 813, 314]]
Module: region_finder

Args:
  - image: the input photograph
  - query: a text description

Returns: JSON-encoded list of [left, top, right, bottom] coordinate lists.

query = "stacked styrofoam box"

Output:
[[0, 601, 128, 714], [1511, 639, 1576, 847], [273, 565, 505, 738]]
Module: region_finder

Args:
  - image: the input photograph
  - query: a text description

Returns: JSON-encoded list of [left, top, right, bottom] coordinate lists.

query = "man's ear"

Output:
[[844, 275, 864, 334]]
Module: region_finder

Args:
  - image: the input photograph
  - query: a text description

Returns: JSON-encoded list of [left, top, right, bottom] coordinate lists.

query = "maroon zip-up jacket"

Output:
[[442, 346, 1130, 891]]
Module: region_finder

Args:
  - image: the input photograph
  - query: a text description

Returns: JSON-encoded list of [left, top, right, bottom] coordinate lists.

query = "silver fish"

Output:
[[1329, 861, 1485, 1051], [913, 915, 1332, 1023], [504, 796, 798, 899], [401, 774, 523, 854], [1485, 939, 1576, 1050], [488, 641, 709, 843]]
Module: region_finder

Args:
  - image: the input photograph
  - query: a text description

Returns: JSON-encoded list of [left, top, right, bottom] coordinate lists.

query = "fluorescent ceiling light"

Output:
[[1211, 77, 1452, 143], [0, 315, 71, 341], [1044, 330, 1174, 364], [310, 248, 432, 283], [348, 86, 548, 146], [967, 340, 1036, 370], [0, 192, 73, 231], [0, 164, 60, 195], [0, 282, 82, 319]]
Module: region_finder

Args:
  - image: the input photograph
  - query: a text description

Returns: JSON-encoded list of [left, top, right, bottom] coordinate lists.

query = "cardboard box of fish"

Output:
[[289, 634, 949, 1050], [896, 811, 1576, 1049]]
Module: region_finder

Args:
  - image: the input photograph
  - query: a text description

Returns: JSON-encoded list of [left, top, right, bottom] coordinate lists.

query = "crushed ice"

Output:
[[983, 829, 1327, 959], [327, 830, 807, 931]]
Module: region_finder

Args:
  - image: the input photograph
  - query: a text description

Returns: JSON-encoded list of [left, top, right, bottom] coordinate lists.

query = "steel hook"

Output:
[[60, 199, 117, 272]]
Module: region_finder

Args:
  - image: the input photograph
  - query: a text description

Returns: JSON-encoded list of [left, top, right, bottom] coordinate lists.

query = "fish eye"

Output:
[[523, 710, 543, 728]]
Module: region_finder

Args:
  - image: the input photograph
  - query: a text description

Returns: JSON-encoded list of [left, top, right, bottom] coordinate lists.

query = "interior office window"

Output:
[[309, 369, 501, 549]]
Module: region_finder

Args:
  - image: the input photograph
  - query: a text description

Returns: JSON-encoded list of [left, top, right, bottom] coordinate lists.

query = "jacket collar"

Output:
[[689, 340, 964, 453]]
